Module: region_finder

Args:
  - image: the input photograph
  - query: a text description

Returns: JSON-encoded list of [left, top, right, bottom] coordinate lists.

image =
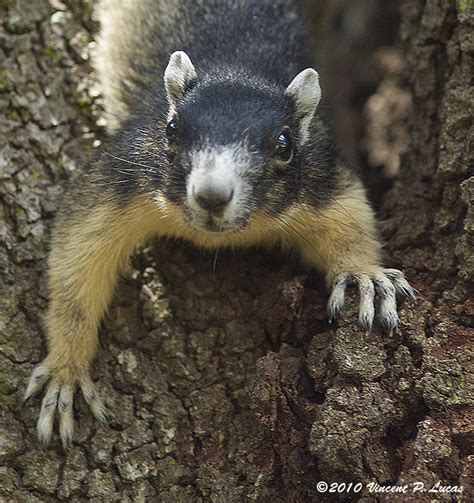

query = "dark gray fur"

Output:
[[89, 0, 346, 219]]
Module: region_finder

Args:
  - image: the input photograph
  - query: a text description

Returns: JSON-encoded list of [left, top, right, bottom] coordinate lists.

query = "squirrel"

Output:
[[25, 0, 415, 448]]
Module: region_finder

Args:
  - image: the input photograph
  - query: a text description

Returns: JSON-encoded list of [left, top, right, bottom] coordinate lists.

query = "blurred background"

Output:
[[307, 0, 410, 206]]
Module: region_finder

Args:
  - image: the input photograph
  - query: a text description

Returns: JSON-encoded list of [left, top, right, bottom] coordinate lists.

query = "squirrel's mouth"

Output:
[[184, 208, 249, 235], [192, 217, 242, 235], [202, 217, 229, 233]]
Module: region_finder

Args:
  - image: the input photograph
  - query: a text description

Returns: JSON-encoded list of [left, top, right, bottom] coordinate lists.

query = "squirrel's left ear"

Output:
[[164, 51, 198, 111], [285, 68, 321, 143]]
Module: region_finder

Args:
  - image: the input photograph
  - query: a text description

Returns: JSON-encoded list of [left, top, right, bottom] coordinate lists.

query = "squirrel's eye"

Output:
[[273, 130, 293, 162], [166, 120, 179, 142]]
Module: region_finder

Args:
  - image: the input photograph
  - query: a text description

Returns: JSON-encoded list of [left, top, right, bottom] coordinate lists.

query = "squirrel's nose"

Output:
[[193, 186, 234, 215]]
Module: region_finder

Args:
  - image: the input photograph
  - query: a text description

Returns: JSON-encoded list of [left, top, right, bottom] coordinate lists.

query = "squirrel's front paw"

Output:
[[327, 268, 415, 330], [24, 362, 106, 448]]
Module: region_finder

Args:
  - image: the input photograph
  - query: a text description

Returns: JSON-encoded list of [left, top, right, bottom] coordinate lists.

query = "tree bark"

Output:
[[0, 1, 472, 502]]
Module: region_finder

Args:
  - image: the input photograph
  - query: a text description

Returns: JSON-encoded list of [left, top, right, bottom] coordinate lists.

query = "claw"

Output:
[[356, 274, 375, 330], [375, 273, 398, 330], [58, 384, 74, 449], [37, 382, 60, 446], [327, 273, 349, 321], [80, 375, 107, 423], [395, 279, 416, 302], [327, 268, 414, 331], [24, 365, 50, 402], [25, 363, 106, 448], [384, 269, 416, 302]]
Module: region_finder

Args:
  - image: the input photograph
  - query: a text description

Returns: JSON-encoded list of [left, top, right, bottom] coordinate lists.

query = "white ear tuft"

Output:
[[164, 51, 197, 109], [285, 68, 321, 143]]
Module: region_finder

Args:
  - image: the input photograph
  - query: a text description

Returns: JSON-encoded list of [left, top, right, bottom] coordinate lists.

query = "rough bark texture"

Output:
[[0, 1, 472, 502]]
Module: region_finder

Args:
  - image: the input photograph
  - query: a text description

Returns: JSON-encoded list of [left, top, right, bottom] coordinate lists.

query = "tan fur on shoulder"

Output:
[[46, 195, 163, 373], [284, 182, 382, 283]]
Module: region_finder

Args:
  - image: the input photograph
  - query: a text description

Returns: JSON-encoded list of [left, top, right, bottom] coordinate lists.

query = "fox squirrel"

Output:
[[25, 0, 414, 447]]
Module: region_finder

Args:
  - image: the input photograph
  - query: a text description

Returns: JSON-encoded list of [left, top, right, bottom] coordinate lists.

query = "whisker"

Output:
[[315, 191, 382, 244], [272, 181, 381, 244], [264, 211, 329, 270], [297, 205, 382, 246], [212, 248, 219, 273], [103, 150, 156, 170]]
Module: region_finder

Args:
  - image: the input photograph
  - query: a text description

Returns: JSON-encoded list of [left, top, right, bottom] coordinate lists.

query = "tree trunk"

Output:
[[0, 1, 472, 501]]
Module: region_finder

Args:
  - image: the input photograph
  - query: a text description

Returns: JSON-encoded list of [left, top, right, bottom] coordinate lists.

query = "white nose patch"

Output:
[[187, 143, 252, 219], [193, 168, 234, 208], [193, 181, 234, 214]]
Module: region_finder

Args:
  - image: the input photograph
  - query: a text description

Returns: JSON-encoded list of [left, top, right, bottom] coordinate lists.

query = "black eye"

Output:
[[273, 130, 293, 162], [166, 119, 179, 143]]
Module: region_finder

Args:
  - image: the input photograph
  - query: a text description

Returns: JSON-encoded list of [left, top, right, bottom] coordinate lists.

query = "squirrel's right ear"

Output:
[[164, 51, 198, 109], [285, 68, 321, 143]]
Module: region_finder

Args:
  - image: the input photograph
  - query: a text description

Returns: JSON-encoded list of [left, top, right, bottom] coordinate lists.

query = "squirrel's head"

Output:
[[157, 51, 322, 235]]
